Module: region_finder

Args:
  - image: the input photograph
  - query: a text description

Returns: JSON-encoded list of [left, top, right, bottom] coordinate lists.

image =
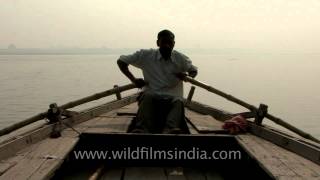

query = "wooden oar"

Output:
[[0, 83, 136, 137], [183, 76, 320, 143]]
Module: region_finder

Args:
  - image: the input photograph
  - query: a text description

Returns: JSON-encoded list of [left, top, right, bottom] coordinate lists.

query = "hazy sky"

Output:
[[1, 0, 320, 52]]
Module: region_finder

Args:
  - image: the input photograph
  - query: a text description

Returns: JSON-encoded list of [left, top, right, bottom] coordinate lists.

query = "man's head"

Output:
[[157, 29, 175, 60]]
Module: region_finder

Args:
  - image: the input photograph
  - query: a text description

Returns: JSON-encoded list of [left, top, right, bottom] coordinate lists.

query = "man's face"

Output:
[[157, 36, 175, 60]]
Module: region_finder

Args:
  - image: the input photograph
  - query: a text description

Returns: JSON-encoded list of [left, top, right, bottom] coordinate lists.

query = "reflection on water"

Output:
[[0, 53, 319, 138]]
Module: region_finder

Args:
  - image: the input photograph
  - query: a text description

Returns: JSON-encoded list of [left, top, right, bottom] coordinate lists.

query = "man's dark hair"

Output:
[[158, 29, 175, 40]]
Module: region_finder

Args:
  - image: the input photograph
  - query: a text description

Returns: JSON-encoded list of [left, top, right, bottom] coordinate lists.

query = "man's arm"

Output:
[[117, 60, 136, 82], [117, 60, 146, 88], [175, 63, 198, 80], [176, 52, 198, 79], [175, 70, 197, 80]]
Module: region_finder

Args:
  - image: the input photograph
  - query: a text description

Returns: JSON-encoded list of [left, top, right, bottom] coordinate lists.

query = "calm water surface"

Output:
[[0, 53, 319, 138]]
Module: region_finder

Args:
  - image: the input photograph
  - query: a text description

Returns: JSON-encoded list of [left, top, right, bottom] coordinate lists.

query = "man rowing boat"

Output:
[[117, 29, 198, 133]]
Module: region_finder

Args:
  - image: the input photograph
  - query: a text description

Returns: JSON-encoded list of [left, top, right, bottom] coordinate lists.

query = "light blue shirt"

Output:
[[119, 49, 197, 97]]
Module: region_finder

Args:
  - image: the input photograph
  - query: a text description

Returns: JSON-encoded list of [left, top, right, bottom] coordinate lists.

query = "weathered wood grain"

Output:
[[236, 134, 320, 179], [249, 123, 320, 165], [0, 137, 78, 180], [186, 110, 224, 133]]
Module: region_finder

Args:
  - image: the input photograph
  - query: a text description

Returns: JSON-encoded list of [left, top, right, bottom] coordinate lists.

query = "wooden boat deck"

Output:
[[0, 102, 319, 180]]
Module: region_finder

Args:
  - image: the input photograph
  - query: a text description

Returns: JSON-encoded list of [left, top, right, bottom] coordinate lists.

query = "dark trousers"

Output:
[[135, 93, 185, 133]]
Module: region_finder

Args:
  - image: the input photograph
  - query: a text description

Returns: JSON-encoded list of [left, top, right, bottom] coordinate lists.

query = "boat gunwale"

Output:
[[185, 100, 320, 165], [0, 94, 139, 161], [0, 93, 319, 179], [0, 80, 319, 172], [0, 93, 319, 166]]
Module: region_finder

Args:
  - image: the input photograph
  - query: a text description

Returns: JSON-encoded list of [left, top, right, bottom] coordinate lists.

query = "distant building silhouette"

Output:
[[8, 44, 16, 50]]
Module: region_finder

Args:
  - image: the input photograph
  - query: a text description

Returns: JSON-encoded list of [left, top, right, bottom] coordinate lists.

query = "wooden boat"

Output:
[[0, 77, 319, 180]]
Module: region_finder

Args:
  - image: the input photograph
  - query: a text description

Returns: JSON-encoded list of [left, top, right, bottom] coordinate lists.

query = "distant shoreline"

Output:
[[1, 48, 318, 55], [0, 48, 135, 55]]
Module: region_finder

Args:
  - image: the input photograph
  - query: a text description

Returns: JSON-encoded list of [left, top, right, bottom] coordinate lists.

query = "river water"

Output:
[[0, 53, 319, 138]]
